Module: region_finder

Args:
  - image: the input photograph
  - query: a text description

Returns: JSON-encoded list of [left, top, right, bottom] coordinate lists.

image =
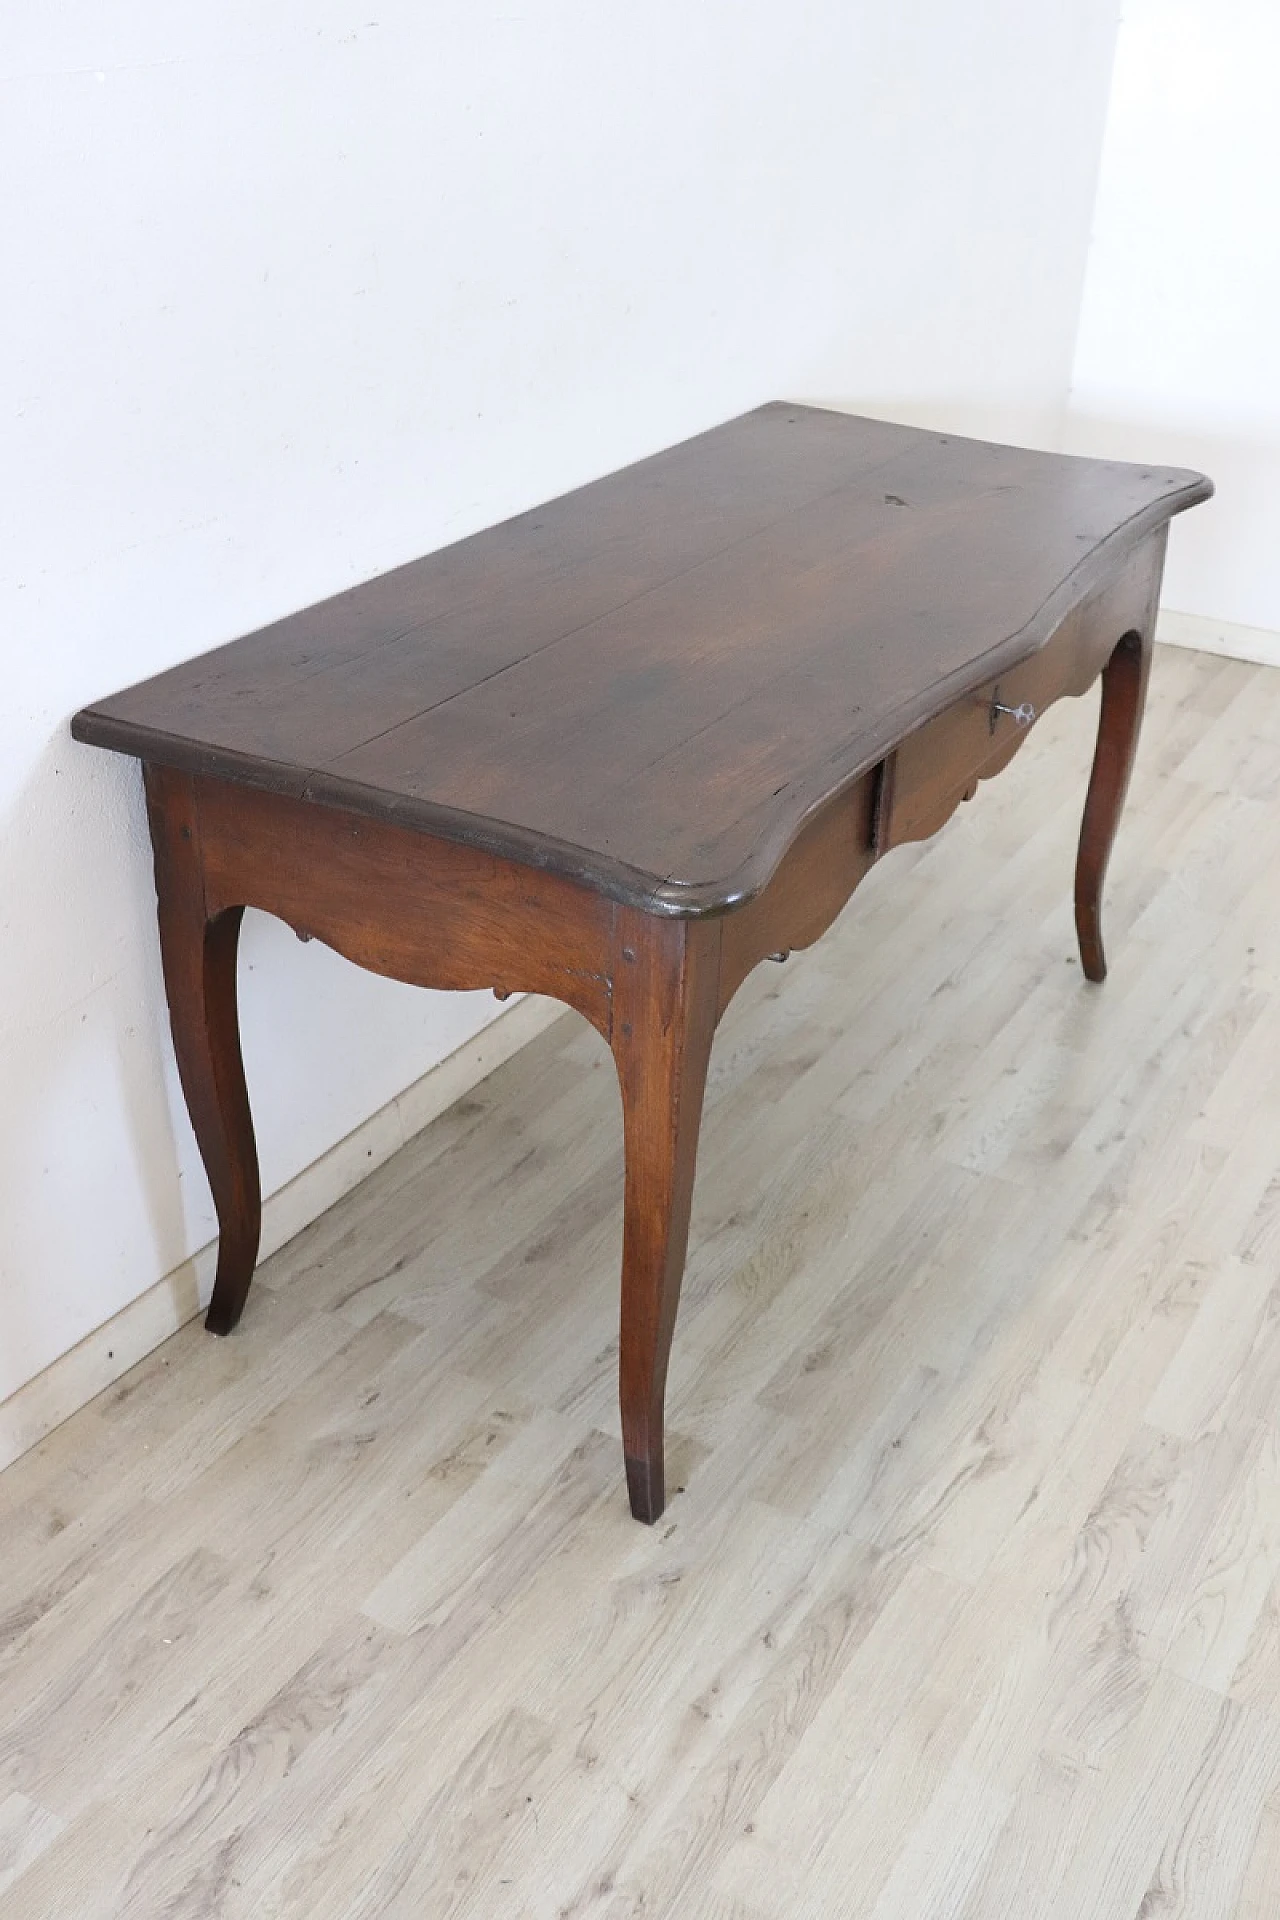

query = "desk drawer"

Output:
[[877, 595, 1120, 853], [882, 668, 1035, 850]]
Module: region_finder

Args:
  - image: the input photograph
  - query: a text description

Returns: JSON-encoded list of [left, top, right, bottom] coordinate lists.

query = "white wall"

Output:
[[1066, 0, 1280, 639], [1, 1, 1123, 1417]]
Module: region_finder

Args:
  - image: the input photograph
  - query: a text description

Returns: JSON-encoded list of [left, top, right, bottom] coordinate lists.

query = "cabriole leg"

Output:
[[610, 911, 721, 1523], [144, 766, 261, 1335], [1075, 628, 1154, 984]]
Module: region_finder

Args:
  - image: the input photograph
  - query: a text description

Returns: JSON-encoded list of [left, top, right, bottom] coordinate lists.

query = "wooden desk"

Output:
[[72, 405, 1211, 1521]]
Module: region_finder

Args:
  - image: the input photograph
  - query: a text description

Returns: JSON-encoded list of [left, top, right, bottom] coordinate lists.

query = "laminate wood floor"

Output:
[[4, 645, 1280, 1918]]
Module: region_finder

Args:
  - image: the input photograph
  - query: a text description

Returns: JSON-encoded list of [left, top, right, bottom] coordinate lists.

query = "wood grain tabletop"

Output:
[[72, 403, 1210, 914]]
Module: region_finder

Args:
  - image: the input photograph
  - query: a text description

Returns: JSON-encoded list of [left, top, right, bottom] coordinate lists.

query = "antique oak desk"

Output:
[[73, 406, 1211, 1522]]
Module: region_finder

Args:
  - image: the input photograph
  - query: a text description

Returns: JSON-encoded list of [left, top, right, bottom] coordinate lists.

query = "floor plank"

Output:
[[3, 646, 1280, 1916]]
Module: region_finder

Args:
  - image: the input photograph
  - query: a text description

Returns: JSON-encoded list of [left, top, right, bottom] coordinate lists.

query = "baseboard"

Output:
[[0, 994, 568, 1475], [1158, 609, 1280, 669]]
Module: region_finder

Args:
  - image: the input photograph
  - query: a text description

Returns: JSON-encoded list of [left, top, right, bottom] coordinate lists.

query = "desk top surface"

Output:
[[73, 404, 1210, 914]]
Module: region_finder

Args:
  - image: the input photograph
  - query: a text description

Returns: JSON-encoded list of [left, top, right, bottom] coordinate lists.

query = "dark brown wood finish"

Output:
[[610, 910, 722, 1524], [74, 406, 1211, 1520], [74, 405, 1210, 915], [144, 767, 261, 1338], [1075, 628, 1157, 984]]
